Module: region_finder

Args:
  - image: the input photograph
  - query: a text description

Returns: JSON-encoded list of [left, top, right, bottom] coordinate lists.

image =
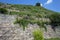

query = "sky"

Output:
[[0, 0, 60, 12]]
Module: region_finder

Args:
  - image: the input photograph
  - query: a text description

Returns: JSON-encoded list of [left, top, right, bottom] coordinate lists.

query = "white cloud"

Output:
[[41, 4, 43, 6], [45, 0, 53, 5]]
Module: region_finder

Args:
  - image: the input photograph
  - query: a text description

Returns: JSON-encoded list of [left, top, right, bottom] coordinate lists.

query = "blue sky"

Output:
[[0, 0, 60, 12]]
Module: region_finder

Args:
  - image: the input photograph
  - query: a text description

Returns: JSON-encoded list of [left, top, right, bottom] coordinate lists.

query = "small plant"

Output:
[[37, 21, 47, 31], [33, 29, 44, 40], [36, 13, 42, 18], [0, 8, 8, 14], [31, 9, 38, 13], [14, 17, 29, 31], [29, 20, 37, 25], [9, 11, 18, 15]]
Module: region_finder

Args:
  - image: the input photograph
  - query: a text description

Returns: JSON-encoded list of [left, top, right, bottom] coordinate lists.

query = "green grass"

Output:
[[14, 17, 29, 31], [0, 3, 59, 18], [14, 16, 48, 31], [33, 29, 44, 40], [0, 8, 8, 14], [45, 38, 60, 40]]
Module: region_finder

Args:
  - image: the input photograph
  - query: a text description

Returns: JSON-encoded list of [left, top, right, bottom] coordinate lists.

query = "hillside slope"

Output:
[[0, 3, 60, 40]]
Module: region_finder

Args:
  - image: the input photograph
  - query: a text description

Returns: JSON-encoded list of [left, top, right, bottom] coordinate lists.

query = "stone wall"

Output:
[[0, 14, 60, 40]]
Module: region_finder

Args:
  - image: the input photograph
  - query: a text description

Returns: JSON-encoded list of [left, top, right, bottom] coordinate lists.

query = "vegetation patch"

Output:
[[45, 38, 60, 40], [33, 29, 44, 40], [0, 8, 8, 14], [14, 17, 29, 31], [49, 13, 60, 31]]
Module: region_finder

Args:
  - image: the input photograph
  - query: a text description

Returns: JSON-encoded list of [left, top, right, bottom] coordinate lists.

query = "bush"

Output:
[[49, 13, 60, 25], [0, 8, 8, 14], [36, 13, 42, 18], [49, 13, 60, 31], [33, 29, 44, 40], [37, 21, 47, 31], [31, 9, 38, 13], [35, 2, 41, 6], [9, 11, 18, 15], [14, 17, 29, 31]]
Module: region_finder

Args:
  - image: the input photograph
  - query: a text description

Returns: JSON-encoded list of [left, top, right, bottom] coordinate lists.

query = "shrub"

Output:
[[49, 13, 60, 26], [33, 29, 44, 40], [14, 17, 29, 31], [29, 20, 37, 25], [31, 9, 38, 13], [35, 2, 41, 6], [49, 13, 60, 31], [0, 8, 8, 14], [37, 21, 47, 31], [36, 13, 42, 18], [9, 11, 18, 15]]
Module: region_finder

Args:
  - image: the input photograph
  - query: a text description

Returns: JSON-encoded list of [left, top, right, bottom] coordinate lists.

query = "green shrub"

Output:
[[49, 13, 60, 26], [37, 21, 47, 31], [31, 9, 38, 13], [35, 2, 41, 6], [14, 17, 29, 31], [36, 13, 42, 18], [29, 20, 37, 25], [49, 13, 60, 31], [27, 6, 32, 9], [9, 11, 18, 15], [33, 29, 44, 40], [0, 8, 8, 14]]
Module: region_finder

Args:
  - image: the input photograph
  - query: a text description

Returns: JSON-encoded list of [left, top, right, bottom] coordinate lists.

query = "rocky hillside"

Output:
[[0, 3, 60, 40]]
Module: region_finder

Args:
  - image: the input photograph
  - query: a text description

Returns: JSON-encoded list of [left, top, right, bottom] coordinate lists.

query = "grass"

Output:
[[14, 16, 48, 31], [33, 29, 44, 40], [14, 17, 29, 31], [45, 38, 60, 40]]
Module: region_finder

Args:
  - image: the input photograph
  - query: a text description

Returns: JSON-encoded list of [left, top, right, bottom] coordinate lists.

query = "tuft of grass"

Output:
[[45, 38, 60, 40], [33, 29, 44, 40]]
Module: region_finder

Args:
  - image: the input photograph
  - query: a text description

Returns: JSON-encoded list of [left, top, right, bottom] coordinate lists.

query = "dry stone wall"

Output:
[[0, 14, 60, 40]]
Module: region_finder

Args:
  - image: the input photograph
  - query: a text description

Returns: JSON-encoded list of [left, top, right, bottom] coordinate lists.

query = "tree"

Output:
[[35, 2, 41, 6]]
